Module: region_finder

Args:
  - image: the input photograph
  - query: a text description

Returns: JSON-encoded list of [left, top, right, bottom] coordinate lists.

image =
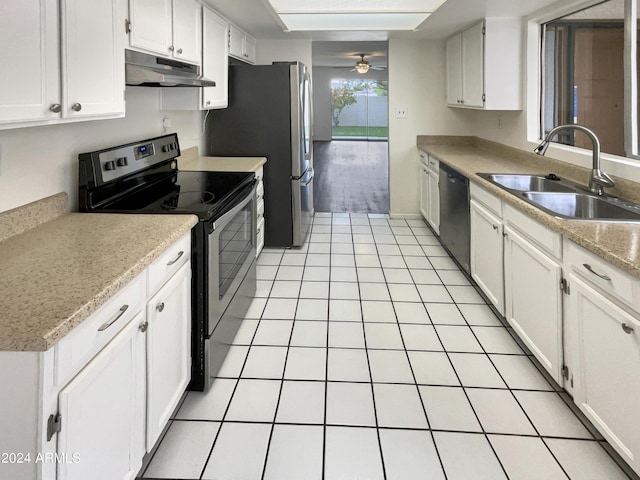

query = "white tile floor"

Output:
[[139, 213, 637, 480]]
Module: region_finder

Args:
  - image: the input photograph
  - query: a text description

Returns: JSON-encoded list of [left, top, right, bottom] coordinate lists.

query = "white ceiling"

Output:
[[203, 0, 561, 66]]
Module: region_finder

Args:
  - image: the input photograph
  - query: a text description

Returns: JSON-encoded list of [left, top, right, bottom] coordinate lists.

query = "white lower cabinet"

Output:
[[0, 233, 191, 480], [566, 273, 640, 472], [418, 151, 439, 233], [504, 225, 563, 383], [470, 199, 504, 314], [145, 262, 191, 449], [256, 166, 265, 256], [56, 313, 146, 480]]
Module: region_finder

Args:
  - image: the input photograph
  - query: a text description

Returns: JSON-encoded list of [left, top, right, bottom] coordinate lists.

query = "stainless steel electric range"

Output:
[[79, 133, 256, 391]]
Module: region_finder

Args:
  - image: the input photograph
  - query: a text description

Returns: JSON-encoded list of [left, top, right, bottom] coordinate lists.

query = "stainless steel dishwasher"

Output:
[[439, 162, 470, 274]]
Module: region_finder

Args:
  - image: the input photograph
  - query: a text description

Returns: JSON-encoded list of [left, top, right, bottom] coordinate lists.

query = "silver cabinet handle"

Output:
[[167, 250, 184, 266], [49, 103, 62, 113], [168, 45, 174, 51], [71, 103, 82, 112], [492, 224, 498, 230], [98, 304, 129, 331], [156, 302, 165, 312], [583, 263, 611, 281], [139, 321, 149, 333], [447, 175, 456, 183], [177, 48, 183, 54], [622, 323, 635, 334], [206, 100, 211, 105]]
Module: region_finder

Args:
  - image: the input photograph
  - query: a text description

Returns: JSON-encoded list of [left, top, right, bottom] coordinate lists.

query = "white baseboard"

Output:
[[389, 212, 423, 220]]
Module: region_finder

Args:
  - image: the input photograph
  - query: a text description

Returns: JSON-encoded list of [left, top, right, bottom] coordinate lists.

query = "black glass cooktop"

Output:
[[102, 170, 255, 220]]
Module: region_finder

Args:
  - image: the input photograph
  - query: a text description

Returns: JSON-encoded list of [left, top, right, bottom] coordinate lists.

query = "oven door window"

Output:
[[218, 203, 253, 298]]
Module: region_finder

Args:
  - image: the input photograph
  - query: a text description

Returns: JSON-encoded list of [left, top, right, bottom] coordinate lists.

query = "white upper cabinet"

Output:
[[229, 23, 256, 64], [171, 0, 202, 64], [61, 0, 126, 119], [201, 7, 229, 108], [128, 0, 201, 65], [0, 0, 60, 124], [0, 0, 125, 128], [446, 18, 522, 110], [128, 0, 172, 57], [160, 6, 229, 110]]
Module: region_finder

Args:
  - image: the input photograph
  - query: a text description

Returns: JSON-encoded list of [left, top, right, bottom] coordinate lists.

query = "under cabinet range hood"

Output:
[[125, 50, 216, 87]]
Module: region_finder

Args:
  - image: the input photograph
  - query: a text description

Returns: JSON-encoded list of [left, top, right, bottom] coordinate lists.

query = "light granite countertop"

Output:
[[417, 136, 640, 279], [0, 201, 197, 351], [178, 146, 266, 172]]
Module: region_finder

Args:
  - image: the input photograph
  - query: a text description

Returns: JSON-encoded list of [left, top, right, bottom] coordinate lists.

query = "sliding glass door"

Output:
[[331, 79, 388, 140]]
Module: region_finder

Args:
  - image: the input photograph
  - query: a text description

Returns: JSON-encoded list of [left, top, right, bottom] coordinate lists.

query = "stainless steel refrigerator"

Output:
[[205, 61, 313, 248]]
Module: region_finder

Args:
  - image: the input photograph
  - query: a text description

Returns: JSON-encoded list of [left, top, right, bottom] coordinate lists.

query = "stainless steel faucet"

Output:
[[534, 124, 615, 196]]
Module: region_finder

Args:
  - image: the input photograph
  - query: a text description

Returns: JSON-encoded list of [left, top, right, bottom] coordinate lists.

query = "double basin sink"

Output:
[[477, 173, 640, 222]]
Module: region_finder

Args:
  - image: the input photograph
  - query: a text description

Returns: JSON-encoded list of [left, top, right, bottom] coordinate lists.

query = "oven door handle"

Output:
[[211, 185, 257, 231]]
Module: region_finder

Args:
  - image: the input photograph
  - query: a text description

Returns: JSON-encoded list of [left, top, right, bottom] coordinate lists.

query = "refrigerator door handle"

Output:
[[300, 168, 314, 187]]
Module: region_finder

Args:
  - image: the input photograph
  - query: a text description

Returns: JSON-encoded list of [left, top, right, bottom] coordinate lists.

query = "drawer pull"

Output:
[[583, 263, 611, 281], [156, 302, 165, 313], [167, 250, 184, 266], [492, 224, 498, 230], [621, 323, 635, 334], [139, 321, 149, 333], [98, 304, 129, 332]]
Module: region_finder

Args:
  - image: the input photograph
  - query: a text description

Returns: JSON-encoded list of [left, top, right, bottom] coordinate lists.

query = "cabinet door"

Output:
[[462, 21, 485, 108], [470, 200, 504, 314], [419, 164, 429, 221], [172, 0, 201, 64], [0, 0, 60, 124], [61, 0, 125, 119], [128, 0, 172, 56], [504, 225, 563, 383], [146, 262, 191, 449], [228, 24, 244, 60], [202, 7, 229, 109], [445, 33, 462, 106], [568, 274, 640, 474], [57, 313, 146, 480], [428, 169, 440, 234], [244, 34, 257, 64]]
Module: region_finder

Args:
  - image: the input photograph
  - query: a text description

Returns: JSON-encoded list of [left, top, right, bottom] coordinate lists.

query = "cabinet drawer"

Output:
[[419, 151, 428, 168], [55, 274, 145, 386], [427, 156, 439, 173], [256, 180, 264, 202], [470, 181, 502, 217], [503, 203, 562, 258], [256, 217, 265, 256], [147, 233, 191, 296], [566, 241, 638, 311], [257, 199, 265, 221]]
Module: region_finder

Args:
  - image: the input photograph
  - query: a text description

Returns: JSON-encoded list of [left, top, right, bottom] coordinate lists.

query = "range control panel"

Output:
[[82, 134, 181, 185]]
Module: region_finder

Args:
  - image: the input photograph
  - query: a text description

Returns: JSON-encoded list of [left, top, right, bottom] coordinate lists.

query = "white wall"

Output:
[[387, 38, 463, 217], [0, 88, 202, 213], [256, 39, 313, 69]]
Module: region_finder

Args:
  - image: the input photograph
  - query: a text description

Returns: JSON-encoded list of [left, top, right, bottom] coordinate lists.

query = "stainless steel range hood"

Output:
[[125, 50, 215, 87]]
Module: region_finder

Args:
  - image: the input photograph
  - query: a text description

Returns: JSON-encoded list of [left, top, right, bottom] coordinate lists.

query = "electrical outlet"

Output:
[[162, 116, 172, 133], [395, 107, 408, 119]]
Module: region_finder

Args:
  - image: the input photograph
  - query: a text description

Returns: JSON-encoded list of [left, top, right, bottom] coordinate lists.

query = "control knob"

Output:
[[116, 157, 128, 167], [104, 161, 116, 171]]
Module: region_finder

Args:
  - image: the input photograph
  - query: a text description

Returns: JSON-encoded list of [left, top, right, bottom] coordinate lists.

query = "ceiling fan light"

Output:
[[356, 64, 370, 73]]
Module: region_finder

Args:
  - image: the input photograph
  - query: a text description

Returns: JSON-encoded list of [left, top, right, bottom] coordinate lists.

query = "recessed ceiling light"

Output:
[[266, 0, 445, 31]]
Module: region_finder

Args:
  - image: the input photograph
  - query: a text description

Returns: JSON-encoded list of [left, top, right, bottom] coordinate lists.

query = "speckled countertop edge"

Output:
[[0, 192, 69, 243], [417, 136, 640, 279], [178, 146, 267, 172], [0, 212, 197, 351]]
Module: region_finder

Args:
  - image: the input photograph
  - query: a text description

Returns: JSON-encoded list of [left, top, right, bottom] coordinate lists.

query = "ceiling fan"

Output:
[[349, 54, 386, 74]]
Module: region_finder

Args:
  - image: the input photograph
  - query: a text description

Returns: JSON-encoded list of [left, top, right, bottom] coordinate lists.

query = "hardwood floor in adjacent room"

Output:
[[313, 140, 389, 214]]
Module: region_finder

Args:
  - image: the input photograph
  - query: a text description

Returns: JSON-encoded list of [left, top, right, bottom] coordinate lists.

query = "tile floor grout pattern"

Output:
[[140, 213, 638, 480]]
